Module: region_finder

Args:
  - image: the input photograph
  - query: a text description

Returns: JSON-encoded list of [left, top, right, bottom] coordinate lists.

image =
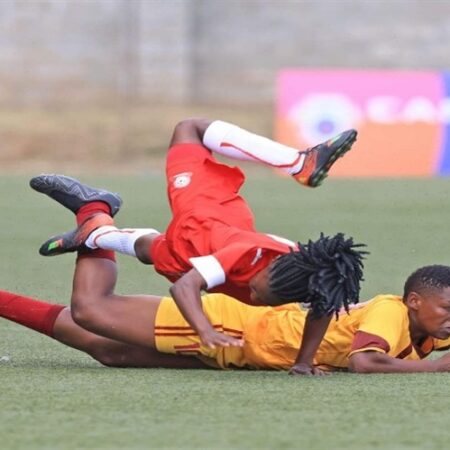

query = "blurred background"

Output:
[[1, 0, 450, 174]]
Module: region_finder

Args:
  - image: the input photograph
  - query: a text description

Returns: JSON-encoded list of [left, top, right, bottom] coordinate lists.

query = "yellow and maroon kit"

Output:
[[433, 336, 450, 351], [155, 293, 443, 370], [149, 144, 296, 304]]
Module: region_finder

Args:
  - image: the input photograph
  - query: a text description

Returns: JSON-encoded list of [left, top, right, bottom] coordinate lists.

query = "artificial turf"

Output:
[[1, 174, 450, 449]]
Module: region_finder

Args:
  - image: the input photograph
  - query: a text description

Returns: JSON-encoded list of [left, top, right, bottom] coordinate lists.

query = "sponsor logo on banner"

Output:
[[275, 70, 450, 177]]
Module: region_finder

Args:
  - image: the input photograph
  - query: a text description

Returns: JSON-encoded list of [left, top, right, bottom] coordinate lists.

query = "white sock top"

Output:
[[203, 120, 304, 174], [86, 226, 160, 258]]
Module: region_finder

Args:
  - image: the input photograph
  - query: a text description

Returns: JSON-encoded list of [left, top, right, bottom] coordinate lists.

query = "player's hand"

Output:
[[288, 363, 329, 376], [200, 329, 244, 349]]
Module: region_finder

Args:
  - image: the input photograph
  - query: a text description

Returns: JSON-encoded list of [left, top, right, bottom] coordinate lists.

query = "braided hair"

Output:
[[268, 233, 367, 318]]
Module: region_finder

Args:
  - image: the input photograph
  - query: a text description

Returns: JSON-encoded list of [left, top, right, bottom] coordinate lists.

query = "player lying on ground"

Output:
[[1, 257, 450, 372], [30, 118, 361, 375]]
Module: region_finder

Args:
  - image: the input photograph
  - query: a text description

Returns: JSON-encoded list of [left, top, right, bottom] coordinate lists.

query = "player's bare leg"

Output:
[[53, 308, 206, 368], [70, 254, 161, 348], [0, 290, 206, 368]]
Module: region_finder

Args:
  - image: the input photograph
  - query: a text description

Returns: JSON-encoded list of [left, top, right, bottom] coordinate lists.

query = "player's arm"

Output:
[[349, 350, 450, 373], [346, 299, 444, 374], [169, 268, 243, 348], [290, 312, 332, 376]]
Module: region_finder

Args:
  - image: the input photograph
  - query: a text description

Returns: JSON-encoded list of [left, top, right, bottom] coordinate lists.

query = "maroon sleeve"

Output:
[[351, 331, 390, 354]]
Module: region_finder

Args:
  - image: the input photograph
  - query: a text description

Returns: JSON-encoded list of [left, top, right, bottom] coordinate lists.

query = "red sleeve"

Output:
[[190, 232, 294, 289], [212, 233, 292, 281], [213, 242, 263, 275]]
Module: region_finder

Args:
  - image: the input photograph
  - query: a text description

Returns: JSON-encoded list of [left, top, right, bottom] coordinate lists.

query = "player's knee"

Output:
[[70, 305, 91, 329], [173, 117, 204, 133], [135, 235, 154, 264], [92, 350, 123, 367], [90, 346, 125, 367], [70, 295, 99, 329], [170, 118, 211, 146]]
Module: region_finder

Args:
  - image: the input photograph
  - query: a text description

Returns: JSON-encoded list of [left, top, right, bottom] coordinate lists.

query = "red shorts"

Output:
[[150, 144, 256, 278]]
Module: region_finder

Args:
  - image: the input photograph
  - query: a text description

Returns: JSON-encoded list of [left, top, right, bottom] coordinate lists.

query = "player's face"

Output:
[[249, 267, 281, 306], [413, 287, 450, 339]]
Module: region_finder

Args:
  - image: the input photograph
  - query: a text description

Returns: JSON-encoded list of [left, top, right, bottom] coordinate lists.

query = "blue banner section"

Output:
[[438, 72, 450, 175]]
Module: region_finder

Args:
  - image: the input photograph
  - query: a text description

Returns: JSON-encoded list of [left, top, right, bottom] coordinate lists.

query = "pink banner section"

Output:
[[275, 70, 446, 177]]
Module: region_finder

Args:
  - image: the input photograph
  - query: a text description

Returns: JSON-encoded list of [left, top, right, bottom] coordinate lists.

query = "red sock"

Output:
[[76, 202, 116, 262], [76, 201, 111, 226], [0, 290, 65, 337]]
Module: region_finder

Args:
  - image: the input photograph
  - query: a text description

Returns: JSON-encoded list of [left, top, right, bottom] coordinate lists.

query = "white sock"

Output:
[[202, 120, 305, 175], [85, 226, 160, 257]]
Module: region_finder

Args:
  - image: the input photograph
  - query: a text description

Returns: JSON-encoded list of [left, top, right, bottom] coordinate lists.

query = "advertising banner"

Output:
[[275, 70, 450, 177]]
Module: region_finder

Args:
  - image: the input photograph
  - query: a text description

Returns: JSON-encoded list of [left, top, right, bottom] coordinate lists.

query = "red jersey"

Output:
[[149, 143, 296, 304]]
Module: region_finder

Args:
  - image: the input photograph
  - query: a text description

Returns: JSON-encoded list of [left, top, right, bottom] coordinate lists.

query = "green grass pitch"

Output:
[[1, 173, 450, 449]]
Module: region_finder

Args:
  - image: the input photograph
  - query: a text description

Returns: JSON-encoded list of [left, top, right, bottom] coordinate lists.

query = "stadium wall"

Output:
[[1, 0, 450, 106]]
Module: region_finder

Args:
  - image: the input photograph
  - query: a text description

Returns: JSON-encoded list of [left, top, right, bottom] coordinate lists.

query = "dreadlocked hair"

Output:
[[268, 232, 367, 319]]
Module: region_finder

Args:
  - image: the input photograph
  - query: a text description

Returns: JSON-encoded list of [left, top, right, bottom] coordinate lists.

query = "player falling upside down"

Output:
[[29, 118, 362, 375], [1, 261, 450, 372]]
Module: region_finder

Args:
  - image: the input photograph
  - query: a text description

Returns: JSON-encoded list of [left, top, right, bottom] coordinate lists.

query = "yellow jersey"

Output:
[[155, 293, 445, 370], [243, 294, 438, 370]]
